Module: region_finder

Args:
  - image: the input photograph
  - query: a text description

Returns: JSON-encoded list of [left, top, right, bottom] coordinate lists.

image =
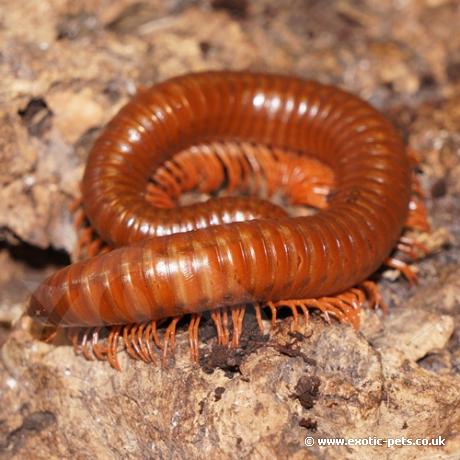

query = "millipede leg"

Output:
[[92, 327, 108, 361], [136, 324, 150, 362], [145, 183, 175, 208], [80, 328, 95, 360], [150, 320, 162, 349], [266, 301, 277, 327], [397, 236, 429, 261], [397, 243, 418, 261], [68, 195, 82, 213], [128, 323, 147, 363], [304, 299, 341, 324], [123, 325, 139, 361], [68, 328, 82, 354], [163, 317, 180, 364], [137, 323, 151, 363], [215, 145, 241, 192], [211, 310, 225, 345], [87, 239, 105, 258], [73, 208, 85, 228], [349, 288, 365, 307], [287, 302, 300, 331], [321, 310, 332, 324], [253, 303, 265, 334], [237, 306, 245, 340], [154, 167, 182, 197], [385, 257, 418, 286], [144, 322, 158, 363], [360, 280, 387, 313], [297, 302, 309, 324], [188, 314, 202, 363], [405, 206, 431, 232], [406, 146, 421, 165], [107, 326, 122, 371], [323, 297, 359, 329], [221, 308, 229, 346], [42, 327, 58, 343], [271, 300, 300, 331], [230, 305, 245, 348], [399, 236, 429, 254], [74, 226, 97, 261], [70, 198, 89, 261], [78, 227, 94, 247], [334, 292, 356, 310]]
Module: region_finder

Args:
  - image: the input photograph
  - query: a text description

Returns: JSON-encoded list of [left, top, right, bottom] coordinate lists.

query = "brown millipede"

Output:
[[28, 71, 429, 369]]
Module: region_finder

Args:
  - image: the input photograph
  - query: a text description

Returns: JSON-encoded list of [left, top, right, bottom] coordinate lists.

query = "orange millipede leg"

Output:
[[107, 326, 122, 371], [123, 325, 139, 361], [253, 303, 266, 334], [230, 305, 246, 348], [136, 323, 152, 363], [385, 257, 418, 286], [188, 314, 202, 363], [211, 310, 225, 345], [163, 317, 180, 364]]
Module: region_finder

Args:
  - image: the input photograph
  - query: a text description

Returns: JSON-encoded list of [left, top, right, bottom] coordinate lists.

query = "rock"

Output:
[[371, 309, 454, 363], [1, 314, 459, 459]]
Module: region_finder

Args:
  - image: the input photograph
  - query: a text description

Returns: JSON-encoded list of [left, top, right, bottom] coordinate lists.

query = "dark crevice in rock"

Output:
[[0, 411, 56, 453], [17, 98, 53, 137], [0, 240, 70, 270], [211, 0, 248, 19]]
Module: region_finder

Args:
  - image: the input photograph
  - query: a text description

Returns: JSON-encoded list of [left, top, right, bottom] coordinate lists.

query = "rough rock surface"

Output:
[[1, 1, 460, 459]]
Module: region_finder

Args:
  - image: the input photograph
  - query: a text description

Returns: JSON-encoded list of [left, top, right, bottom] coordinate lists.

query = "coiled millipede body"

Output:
[[28, 71, 429, 369]]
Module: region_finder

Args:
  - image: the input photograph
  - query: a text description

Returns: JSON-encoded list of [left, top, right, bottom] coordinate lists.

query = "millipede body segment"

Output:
[[28, 71, 415, 364]]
